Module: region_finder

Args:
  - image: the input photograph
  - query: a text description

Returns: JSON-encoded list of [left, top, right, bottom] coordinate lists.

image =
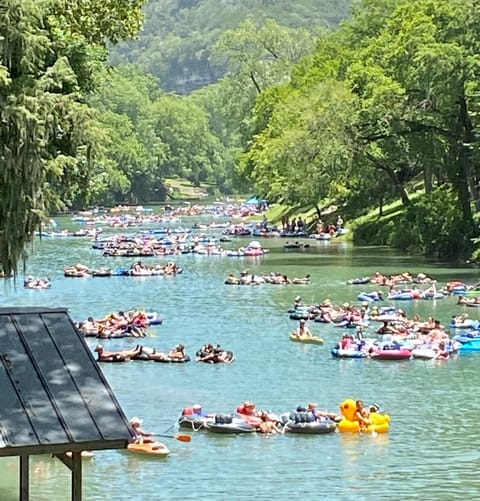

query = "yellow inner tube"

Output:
[[338, 398, 390, 433]]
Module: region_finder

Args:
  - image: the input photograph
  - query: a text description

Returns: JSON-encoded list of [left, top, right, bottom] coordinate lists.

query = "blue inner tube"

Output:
[[331, 347, 367, 359], [147, 314, 163, 325], [357, 293, 381, 302], [388, 293, 414, 300]]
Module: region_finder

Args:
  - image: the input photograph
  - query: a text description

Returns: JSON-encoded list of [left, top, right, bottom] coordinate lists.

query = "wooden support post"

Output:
[[71, 451, 82, 501], [19, 454, 29, 501], [54, 452, 83, 501]]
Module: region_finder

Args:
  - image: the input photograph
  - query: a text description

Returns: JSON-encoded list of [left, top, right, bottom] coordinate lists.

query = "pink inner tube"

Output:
[[370, 349, 411, 360]]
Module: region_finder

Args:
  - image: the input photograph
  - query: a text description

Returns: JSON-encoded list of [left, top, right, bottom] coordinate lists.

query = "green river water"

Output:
[[1, 217, 480, 500]]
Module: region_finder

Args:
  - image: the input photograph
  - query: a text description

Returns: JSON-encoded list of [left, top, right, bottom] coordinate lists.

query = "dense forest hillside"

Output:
[[109, 0, 354, 93]]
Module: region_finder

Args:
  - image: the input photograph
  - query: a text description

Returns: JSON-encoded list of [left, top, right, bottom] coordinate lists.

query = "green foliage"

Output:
[[147, 94, 224, 186], [389, 188, 473, 258], [0, 0, 146, 275], [243, 75, 358, 208], [88, 65, 227, 202], [8, 0, 480, 271], [109, 0, 353, 93], [239, 0, 480, 259]]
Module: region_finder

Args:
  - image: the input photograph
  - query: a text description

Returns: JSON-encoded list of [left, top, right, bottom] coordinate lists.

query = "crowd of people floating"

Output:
[[177, 398, 387, 435], [64, 260, 181, 278], [92, 342, 234, 364], [76, 309, 160, 338], [225, 270, 311, 285], [288, 267, 480, 361]]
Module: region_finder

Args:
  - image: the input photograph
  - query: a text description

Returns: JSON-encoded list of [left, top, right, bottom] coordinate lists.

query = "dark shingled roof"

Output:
[[0, 307, 133, 457]]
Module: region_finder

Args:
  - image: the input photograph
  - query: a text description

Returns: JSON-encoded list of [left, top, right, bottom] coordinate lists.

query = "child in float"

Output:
[[256, 411, 283, 434], [354, 400, 373, 430]]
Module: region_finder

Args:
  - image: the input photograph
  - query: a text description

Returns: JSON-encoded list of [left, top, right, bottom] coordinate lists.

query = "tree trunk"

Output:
[[366, 153, 411, 207], [457, 93, 475, 223]]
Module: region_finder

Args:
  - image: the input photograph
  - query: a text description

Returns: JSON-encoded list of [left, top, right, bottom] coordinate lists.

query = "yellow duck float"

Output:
[[337, 399, 390, 434]]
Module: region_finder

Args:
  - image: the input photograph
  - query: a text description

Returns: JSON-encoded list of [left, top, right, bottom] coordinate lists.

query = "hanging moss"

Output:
[[0, 0, 146, 276]]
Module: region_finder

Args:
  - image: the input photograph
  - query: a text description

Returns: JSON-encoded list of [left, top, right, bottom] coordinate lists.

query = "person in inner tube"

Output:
[[354, 400, 373, 430], [94, 344, 142, 362], [168, 344, 187, 360], [293, 319, 313, 338]]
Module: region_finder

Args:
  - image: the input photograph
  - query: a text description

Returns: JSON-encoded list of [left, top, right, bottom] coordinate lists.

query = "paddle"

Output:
[[153, 433, 192, 442]]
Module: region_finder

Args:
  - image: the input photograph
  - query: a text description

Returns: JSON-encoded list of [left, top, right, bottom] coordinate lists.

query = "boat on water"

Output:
[[411, 346, 438, 360], [91, 267, 112, 277], [337, 399, 390, 434], [283, 241, 310, 250], [242, 240, 268, 256], [24, 277, 51, 289], [126, 441, 170, 457], [456, 337, 480, 352]]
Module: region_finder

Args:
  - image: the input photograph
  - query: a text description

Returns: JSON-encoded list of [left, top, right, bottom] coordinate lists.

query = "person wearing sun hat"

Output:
[[182, 403, 209, 417], [191, 404, 209, 417], [129, 417, 155, 444], [237, 401, 260, 417]]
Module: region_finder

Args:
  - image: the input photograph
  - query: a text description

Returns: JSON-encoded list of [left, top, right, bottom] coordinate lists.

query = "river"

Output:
[[0, 217, 479, 500]]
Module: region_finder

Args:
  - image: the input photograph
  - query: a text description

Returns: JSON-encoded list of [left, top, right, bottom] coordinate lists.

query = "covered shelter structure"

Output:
[[0, 307, 135, 501]]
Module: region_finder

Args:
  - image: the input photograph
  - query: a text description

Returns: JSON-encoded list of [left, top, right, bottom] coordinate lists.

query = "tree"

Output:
[[109, 0, 353, 93], [88, 65, 163, 204], [242, 0, 480, 257], [212, 19, 317, 138], [145, 94, 223, 187], [345, 0, 480, 242], [244, 79, 357, 209], [0, 0, 146, 276]]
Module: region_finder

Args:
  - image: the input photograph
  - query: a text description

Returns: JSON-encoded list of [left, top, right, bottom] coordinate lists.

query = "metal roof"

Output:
[[0, 307, 133, 457]]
